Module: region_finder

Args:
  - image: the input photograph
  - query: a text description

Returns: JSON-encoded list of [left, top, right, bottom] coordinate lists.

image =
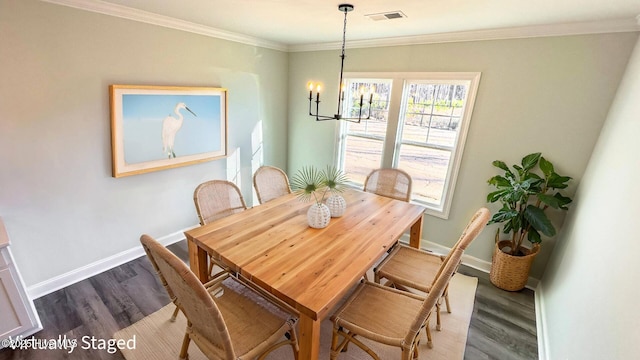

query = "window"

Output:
[[336, 72, 481, 218]]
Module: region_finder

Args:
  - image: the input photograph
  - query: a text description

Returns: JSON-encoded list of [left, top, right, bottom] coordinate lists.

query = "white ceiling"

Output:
[[49, 0, 640, 49]]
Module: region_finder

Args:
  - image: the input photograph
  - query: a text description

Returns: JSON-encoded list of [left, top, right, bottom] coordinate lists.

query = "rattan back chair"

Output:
[[330, 236, 465, 359], [193, 180, 248, 278], [363, 168, 413, 202], [140, 234, 299, 360], [194, 180, 248, 225], [253, 165, 292, 204], [142, 236, 182, 323], [373, 207, 490, 342]]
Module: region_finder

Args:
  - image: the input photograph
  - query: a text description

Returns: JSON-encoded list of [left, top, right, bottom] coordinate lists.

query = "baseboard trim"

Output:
[[27, 226, 197, 299], [535, 282, 549, 360]]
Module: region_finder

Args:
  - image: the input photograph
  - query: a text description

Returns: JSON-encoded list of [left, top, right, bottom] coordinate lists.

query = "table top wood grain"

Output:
[[185, 188, 425, 359], [185, 188, 425, 321]]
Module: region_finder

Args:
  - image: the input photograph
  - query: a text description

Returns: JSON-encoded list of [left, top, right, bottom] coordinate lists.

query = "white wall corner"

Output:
[[26, 226, 198, 299], [535, 282, 549, 360]]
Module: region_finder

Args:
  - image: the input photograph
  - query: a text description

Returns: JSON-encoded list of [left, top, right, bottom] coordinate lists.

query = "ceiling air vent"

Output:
[[365, 11, 407, 21]]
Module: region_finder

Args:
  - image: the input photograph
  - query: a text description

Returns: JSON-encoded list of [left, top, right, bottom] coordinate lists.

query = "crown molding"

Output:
[[41, 0, 288, 52], [290, 18, 640, 52], [41, 0, 639, 53]]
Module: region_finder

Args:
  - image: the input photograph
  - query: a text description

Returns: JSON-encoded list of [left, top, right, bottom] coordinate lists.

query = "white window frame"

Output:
[[336, 72, 481, 219]]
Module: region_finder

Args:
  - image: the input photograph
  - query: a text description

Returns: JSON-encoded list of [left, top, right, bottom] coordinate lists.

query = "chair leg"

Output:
[[436, 299, 441, 331], [342, 331, 350, 352], [170, 305, 180, 322], [332, 327, 366, 359], [179, 331, 191, 360], [334, 326, 350, 352], [330, 327, 340, 360], [444, 288, 452, 313], [288, 327, 299, 360], [425, 324, 433, 349], [401, 347, 416, 360]]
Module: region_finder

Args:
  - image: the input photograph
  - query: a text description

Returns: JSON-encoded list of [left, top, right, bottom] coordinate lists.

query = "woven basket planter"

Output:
[[490, 240, 540, 291]]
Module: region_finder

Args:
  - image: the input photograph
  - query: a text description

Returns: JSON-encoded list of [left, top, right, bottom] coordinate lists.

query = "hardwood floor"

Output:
[[459, 267, 538, 360], [0, 241, 537, 359]]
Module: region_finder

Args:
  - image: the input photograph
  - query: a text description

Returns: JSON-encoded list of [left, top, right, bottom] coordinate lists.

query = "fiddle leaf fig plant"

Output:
[[487, 153, 573, 256]]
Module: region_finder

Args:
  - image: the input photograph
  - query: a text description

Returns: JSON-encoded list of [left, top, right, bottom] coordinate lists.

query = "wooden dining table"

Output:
[[184, 188, 425, 360]]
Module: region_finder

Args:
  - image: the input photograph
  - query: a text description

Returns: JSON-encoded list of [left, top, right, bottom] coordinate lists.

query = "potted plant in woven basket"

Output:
[[291, 165, 348, 229], [487, 152, 573, 291]]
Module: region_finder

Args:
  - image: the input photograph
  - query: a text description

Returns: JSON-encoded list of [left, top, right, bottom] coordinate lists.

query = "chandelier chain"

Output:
[[341, 8, 347, 60]]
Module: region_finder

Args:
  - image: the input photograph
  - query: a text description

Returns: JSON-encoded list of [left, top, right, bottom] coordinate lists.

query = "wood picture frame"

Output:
[[109, 85, 228, 177]]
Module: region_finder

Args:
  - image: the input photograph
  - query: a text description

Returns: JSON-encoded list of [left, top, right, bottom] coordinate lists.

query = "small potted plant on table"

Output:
[[291, 166, 347, 228], [487, 152, 573, 291]]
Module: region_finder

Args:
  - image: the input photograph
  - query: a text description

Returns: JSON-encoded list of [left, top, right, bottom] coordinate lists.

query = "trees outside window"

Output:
[[336, 72, 481, 218]]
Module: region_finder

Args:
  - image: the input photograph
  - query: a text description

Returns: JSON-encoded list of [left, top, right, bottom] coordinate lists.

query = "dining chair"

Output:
[[140, 234, 299, 360], [374, 207, 490, 339], [253, 165, 292, 204], [141, 234, 182, 323], [193, 180, 248, 278], [329, 233, 465, 359], [361, 168, 413, 281], [363, 168, 413, 202]]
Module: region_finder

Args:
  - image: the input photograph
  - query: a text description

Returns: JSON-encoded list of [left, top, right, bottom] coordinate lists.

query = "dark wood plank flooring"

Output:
[[0, 241, 537, 359], [458, 267, 538, 360]]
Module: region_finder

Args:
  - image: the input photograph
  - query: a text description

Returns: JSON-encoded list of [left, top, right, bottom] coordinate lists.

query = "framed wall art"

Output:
[[109, 85, 228, 177]]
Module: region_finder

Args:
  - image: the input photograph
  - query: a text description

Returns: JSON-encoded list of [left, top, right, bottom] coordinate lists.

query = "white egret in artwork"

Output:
[[162, 102, 197, 158]]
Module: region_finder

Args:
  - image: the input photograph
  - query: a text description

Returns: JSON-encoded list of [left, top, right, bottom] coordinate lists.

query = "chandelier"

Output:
[[308, 4, 373, 123]]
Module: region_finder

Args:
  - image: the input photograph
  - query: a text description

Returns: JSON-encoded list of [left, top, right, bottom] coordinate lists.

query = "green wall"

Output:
[[287, 33, 638, 279], [1, 0, 638, 294], [0, 0, 288, 287]]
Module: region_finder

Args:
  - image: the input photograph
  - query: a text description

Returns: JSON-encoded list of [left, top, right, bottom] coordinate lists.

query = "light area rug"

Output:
[[114, 274, 477, 360]]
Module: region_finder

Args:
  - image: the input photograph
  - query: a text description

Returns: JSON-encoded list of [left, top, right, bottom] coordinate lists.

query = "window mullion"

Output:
[[347, 132, 386, 142], [383, 77, 404, 168], [401, 139, 454, 152]]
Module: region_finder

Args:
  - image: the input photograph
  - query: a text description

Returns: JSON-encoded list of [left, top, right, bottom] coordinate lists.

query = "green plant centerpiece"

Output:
[[486, 152, 573, 290], [291, 166, 348, 228]]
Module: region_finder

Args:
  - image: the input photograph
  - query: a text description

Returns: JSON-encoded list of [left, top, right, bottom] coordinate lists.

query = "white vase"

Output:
[[325, 194, 346, 218], [307, 203, 331, 229]]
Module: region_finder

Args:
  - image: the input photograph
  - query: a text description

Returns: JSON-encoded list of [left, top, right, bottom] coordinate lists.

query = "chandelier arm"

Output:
[[340, 112, 371, 123], [315, 114, 340, 121]]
